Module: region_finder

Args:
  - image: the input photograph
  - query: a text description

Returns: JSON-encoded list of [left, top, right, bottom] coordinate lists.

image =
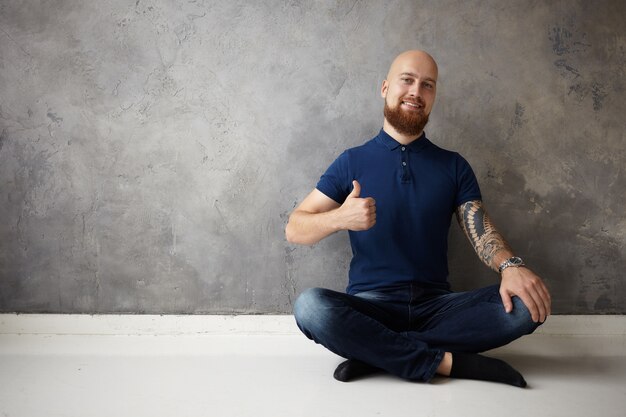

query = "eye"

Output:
[[423, 82, 434, 89], [401, 78, 413, 84]]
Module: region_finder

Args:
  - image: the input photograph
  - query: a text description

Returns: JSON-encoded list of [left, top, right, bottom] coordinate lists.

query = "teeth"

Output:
[[402, 101, 420, 108]]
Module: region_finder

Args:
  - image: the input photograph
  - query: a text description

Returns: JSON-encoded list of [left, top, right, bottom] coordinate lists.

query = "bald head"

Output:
[[380, 50, 439, 143], [386, 50, 438, 82]]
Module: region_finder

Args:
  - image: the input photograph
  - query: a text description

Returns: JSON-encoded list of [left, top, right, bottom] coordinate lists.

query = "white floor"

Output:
[[1, 315, 625, 417]]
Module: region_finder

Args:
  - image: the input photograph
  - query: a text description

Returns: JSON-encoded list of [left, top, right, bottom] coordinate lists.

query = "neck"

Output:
[[382, 120, 423, 145]]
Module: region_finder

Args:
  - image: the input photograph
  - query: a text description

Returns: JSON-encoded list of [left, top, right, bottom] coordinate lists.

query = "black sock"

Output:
[[333, 359, 380, 382], [449, 353, 527, 388]]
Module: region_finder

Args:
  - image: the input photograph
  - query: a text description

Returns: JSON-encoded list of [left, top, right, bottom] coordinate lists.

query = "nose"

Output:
[[408, 82, 422, 98]]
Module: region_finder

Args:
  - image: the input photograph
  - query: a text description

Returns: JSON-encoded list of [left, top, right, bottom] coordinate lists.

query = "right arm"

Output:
[[285, 180, 376, 246]]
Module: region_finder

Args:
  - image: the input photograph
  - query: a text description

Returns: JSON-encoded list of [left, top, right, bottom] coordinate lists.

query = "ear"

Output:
[[381, 79, 388, 98]]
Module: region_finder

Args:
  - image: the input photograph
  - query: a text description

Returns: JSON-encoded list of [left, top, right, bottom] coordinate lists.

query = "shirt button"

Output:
[[402, 162, 407, 166], [401, 147, 406, 151]]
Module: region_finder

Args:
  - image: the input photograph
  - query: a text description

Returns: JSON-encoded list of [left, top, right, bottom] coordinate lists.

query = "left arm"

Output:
[[456, 200, 551, 322]]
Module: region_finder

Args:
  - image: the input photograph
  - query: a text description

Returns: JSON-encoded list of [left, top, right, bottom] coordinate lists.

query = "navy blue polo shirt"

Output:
[[316, 129, 482, 294]]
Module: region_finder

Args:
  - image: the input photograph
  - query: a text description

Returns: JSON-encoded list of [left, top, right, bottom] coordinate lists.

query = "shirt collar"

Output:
[[375, 128, 431, 152]]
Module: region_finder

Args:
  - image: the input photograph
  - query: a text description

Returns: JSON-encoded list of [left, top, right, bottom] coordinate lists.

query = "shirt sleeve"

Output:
[[315, 151, 352, 204], [454, 153, 482, 207]]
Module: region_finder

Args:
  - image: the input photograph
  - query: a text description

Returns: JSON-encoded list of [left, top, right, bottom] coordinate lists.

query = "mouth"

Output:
[[401, 100, 424, 111]]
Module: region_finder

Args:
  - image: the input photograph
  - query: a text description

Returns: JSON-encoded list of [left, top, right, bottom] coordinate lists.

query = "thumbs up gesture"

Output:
[[337, 180, 376, 231]]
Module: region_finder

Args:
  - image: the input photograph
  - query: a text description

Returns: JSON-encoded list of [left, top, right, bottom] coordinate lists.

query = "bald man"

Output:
[[286, 50, 551, 387]]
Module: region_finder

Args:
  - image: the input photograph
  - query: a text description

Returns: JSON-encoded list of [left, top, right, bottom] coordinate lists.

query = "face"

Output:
[[381, 51, 438, 137]]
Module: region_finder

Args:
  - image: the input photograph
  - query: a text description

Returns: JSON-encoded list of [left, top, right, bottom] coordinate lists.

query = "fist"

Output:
[[338, 180, 376, 231]]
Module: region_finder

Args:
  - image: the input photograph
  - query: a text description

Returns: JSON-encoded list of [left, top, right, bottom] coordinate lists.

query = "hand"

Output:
[[336, 180, 376, 231], [500, 267, 551, 323]]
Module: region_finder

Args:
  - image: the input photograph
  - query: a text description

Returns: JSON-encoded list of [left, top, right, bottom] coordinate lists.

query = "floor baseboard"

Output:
[[1, 314, 624, 357]]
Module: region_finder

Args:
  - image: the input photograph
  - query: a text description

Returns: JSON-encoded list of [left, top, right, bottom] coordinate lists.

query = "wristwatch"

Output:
[[498, 256, 525, 273]]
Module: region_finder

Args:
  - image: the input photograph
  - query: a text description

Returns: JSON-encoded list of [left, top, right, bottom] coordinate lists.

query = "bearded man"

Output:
[[285, 50, 551, 387]]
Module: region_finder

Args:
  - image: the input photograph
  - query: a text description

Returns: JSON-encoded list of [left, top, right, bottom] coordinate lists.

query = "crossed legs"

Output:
[[293, 285, 541, 386]]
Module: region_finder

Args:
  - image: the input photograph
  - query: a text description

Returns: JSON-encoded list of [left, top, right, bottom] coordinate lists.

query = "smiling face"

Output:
[[381, 50, 438, 142]]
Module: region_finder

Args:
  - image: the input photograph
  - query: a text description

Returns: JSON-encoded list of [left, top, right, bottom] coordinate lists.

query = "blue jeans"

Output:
[[293, 284, 541, 381]]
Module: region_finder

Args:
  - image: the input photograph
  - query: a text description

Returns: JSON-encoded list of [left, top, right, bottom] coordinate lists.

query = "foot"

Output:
[[449, 353, 527, 388], [333, 359, 380, 382]]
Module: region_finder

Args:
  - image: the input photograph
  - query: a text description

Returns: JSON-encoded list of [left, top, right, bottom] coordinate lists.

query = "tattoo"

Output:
[[456, 200, 511, 271]]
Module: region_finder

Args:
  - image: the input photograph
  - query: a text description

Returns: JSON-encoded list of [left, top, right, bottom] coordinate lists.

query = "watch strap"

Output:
[[498, 257, 525, 273]]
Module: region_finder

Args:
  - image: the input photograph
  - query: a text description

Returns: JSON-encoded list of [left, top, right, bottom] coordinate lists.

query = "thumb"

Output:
[[500, 289, 513, 314], [347, 180, 361, 198]]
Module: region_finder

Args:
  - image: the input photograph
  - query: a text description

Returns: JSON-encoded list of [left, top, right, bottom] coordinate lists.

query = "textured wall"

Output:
[[0, 0, 624, 314]]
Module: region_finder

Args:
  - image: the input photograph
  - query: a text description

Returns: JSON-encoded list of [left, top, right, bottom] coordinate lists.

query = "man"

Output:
[[285, 50, 551, 387]]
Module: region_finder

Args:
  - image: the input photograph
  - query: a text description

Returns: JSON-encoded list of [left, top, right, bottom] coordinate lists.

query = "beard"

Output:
[[383, 97, 429, 137]]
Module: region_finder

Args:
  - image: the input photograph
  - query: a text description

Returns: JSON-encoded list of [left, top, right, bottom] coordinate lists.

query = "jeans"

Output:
[[293, 284, 541, 382]]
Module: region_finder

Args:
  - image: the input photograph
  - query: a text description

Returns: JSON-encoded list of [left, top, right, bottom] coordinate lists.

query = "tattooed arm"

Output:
[[455, 200, 514, 271], [456, 200, 551, 322]]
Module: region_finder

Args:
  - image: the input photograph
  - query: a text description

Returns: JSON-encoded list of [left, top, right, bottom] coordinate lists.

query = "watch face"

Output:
[[510, 257, 523, 266]]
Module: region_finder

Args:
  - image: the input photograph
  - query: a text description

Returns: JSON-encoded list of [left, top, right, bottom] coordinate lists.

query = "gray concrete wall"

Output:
[[0, 0, 624, 314]]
